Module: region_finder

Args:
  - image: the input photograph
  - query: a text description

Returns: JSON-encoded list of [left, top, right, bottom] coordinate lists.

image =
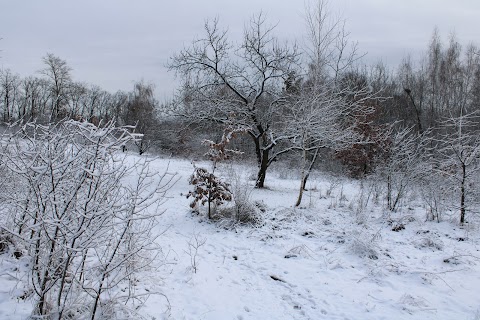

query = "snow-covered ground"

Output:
[[1, 154, 480, 319]]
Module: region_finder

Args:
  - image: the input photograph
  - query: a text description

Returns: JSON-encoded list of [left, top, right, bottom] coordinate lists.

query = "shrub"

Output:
[[0, 120, 176, 319], [186, 126, 244, 219]]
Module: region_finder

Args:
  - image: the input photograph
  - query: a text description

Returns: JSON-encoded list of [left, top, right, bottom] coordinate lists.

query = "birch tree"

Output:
[[286, 83, 371, 206], [290, 0, 381, 206]]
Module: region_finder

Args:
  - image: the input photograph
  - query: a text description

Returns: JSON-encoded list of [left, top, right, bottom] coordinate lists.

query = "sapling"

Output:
[[184, 232, 207, 273], [186, 126, 244, 219]]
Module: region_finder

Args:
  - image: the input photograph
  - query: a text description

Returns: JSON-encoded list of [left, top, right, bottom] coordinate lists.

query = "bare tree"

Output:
[[66, 81, 87, 119], [169, 13, 300, 187], [80, 84, 112, 124], [40, 53, 72, 121], [0, 68, 20, 122], [304, 0, 364, 82], [124, 81, 158, 155], [28, 77, 52, 120], [408, 31, 480, 129], [433, 113, 480, 224], [110, 90, 130, 125], [372, 127, 431, 212], [288, 0, 381, 206], [285, 82, 373, 206], [19, 76, 45, 120]]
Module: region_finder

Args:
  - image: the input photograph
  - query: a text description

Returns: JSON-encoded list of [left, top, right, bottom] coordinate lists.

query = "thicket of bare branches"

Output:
[[168, 13, 300, 188], [0, 120, 176, 319]]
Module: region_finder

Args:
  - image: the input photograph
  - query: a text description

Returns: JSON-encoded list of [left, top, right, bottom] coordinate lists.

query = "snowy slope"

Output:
[[1, 154, 479, 319]]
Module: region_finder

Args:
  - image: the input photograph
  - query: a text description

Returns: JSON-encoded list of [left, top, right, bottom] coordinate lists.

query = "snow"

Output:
[[1, 153, 480, 319]]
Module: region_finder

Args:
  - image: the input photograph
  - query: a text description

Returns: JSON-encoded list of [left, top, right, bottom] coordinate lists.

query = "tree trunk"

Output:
[[387, 174, 392, 210], [295, 148, 308, 207], [208, 173, 213, 219], [296, 147, 320, 206], [460, 163, 466, 224], [256, 149, 269, 188], [295, 174, 307, 207], [406, 90, 423, 134], [301, 148, 320, 192]]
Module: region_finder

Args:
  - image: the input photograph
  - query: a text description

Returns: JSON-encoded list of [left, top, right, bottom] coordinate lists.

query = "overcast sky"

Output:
[[1, 0, 479, 99]]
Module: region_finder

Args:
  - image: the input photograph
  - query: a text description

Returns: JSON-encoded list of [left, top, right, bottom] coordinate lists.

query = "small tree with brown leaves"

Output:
[[187, 127, 243, 219]]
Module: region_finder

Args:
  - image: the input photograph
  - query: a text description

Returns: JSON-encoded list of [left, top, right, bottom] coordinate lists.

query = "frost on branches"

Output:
[[0, 120, 176, 319]]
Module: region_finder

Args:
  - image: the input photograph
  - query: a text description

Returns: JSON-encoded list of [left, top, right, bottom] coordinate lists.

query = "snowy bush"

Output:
[[231, 179, 262, 225], [414, 232, 444, 251], [374, 127, 430, 212], [419, 175, 451, 222], [218, 169, 262, 226], [0, 120, 176, 319], [349, 230, 381, 260]]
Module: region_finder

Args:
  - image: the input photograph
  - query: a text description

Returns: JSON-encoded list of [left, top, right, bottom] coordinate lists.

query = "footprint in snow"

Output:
[[282, 294, 302, 311]]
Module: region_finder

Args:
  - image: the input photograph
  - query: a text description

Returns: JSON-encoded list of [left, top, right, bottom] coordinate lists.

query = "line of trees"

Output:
[[1, 0, 479, 223], [167, 2, 480, 222], [0, 54, 161, 153]]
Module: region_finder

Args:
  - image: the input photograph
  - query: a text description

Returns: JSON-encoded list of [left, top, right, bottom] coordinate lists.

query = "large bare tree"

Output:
[[40, 53, 72, 121], [124, 81, 158, 155], [169, 13, 299, 187]]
